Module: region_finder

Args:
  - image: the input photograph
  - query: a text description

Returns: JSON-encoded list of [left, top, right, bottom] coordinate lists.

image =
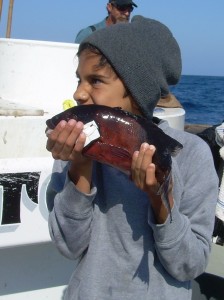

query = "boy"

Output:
[[46, 16, 218, 300]]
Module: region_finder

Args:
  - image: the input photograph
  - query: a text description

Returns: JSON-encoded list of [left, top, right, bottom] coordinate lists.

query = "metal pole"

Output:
[[6, 0, 14, 38], [0, 0, 3, 23]]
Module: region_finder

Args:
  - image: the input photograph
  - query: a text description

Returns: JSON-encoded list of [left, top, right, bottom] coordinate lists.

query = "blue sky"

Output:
[[0, 0, 223, 76]]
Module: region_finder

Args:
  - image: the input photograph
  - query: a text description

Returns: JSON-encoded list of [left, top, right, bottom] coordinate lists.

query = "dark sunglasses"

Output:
[[112, 4, 134, 12]]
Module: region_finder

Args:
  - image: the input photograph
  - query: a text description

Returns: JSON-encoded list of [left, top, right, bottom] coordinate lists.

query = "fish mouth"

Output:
[[45, 127, 53, 137]]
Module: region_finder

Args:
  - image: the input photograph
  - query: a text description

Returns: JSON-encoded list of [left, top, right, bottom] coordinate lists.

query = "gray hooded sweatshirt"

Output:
[[47, 119, 218, 300]]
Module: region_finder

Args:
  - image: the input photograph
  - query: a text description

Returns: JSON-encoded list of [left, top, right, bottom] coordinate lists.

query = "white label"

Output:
[[83, 120, 100, 147]]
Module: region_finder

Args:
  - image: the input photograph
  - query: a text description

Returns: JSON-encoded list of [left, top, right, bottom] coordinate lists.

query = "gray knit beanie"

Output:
[[80, 15, 182, 119]]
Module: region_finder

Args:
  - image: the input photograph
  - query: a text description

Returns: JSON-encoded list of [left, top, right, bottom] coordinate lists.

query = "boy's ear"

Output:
[[107, 3, 113, 13]]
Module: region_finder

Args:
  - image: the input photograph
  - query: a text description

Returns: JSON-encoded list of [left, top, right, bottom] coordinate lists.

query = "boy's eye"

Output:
[[76, 76, 103, 86], [91, 77, 103, 85]]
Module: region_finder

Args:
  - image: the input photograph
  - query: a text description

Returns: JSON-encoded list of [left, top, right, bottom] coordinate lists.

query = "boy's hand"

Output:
[[131, 143, 173, 224], [46, 119, 93, 193], [46, 119, 87, 163], [131, 143, 159, 194]]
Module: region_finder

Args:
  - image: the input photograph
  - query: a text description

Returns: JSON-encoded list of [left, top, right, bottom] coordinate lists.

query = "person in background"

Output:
[[75, 0, 137, 43], [46, 16, 218, 300]]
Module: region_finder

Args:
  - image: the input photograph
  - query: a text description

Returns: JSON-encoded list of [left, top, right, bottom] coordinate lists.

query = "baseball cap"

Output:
[[109, 0, 137, 8]]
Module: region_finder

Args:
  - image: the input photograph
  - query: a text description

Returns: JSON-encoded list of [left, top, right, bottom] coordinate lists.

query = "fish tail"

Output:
[[157, 172, 173, 223], [168, 141, 183, 157]]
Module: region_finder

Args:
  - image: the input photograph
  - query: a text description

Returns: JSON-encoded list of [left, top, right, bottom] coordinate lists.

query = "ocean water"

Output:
[[170, 75, 224, 125]]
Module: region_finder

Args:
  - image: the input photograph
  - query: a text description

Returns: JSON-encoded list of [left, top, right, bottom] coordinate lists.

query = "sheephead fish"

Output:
[[46, 104, 183, 221], [46, 104, 182, 174]]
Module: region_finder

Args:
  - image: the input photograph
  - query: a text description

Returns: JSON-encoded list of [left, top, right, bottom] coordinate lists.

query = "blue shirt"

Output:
[[75, 18, 107, 44]]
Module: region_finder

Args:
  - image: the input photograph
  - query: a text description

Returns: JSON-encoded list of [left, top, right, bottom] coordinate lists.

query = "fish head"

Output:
[[46, 104, 103, 129]]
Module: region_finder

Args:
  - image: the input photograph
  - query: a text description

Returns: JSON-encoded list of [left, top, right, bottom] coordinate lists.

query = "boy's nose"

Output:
[[73, 87, 89, 104]]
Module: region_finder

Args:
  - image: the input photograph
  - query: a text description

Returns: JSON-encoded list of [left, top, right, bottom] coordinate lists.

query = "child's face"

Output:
[[74, 49, 141, 115]]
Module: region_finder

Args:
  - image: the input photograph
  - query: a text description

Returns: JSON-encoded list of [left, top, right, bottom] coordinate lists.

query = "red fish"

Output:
[[46, 104, 183, 222], [46, 104, 182, 174]]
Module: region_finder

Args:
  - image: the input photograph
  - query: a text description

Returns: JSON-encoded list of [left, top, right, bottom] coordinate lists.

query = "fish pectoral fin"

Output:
[[105, 144, 131, 159]]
